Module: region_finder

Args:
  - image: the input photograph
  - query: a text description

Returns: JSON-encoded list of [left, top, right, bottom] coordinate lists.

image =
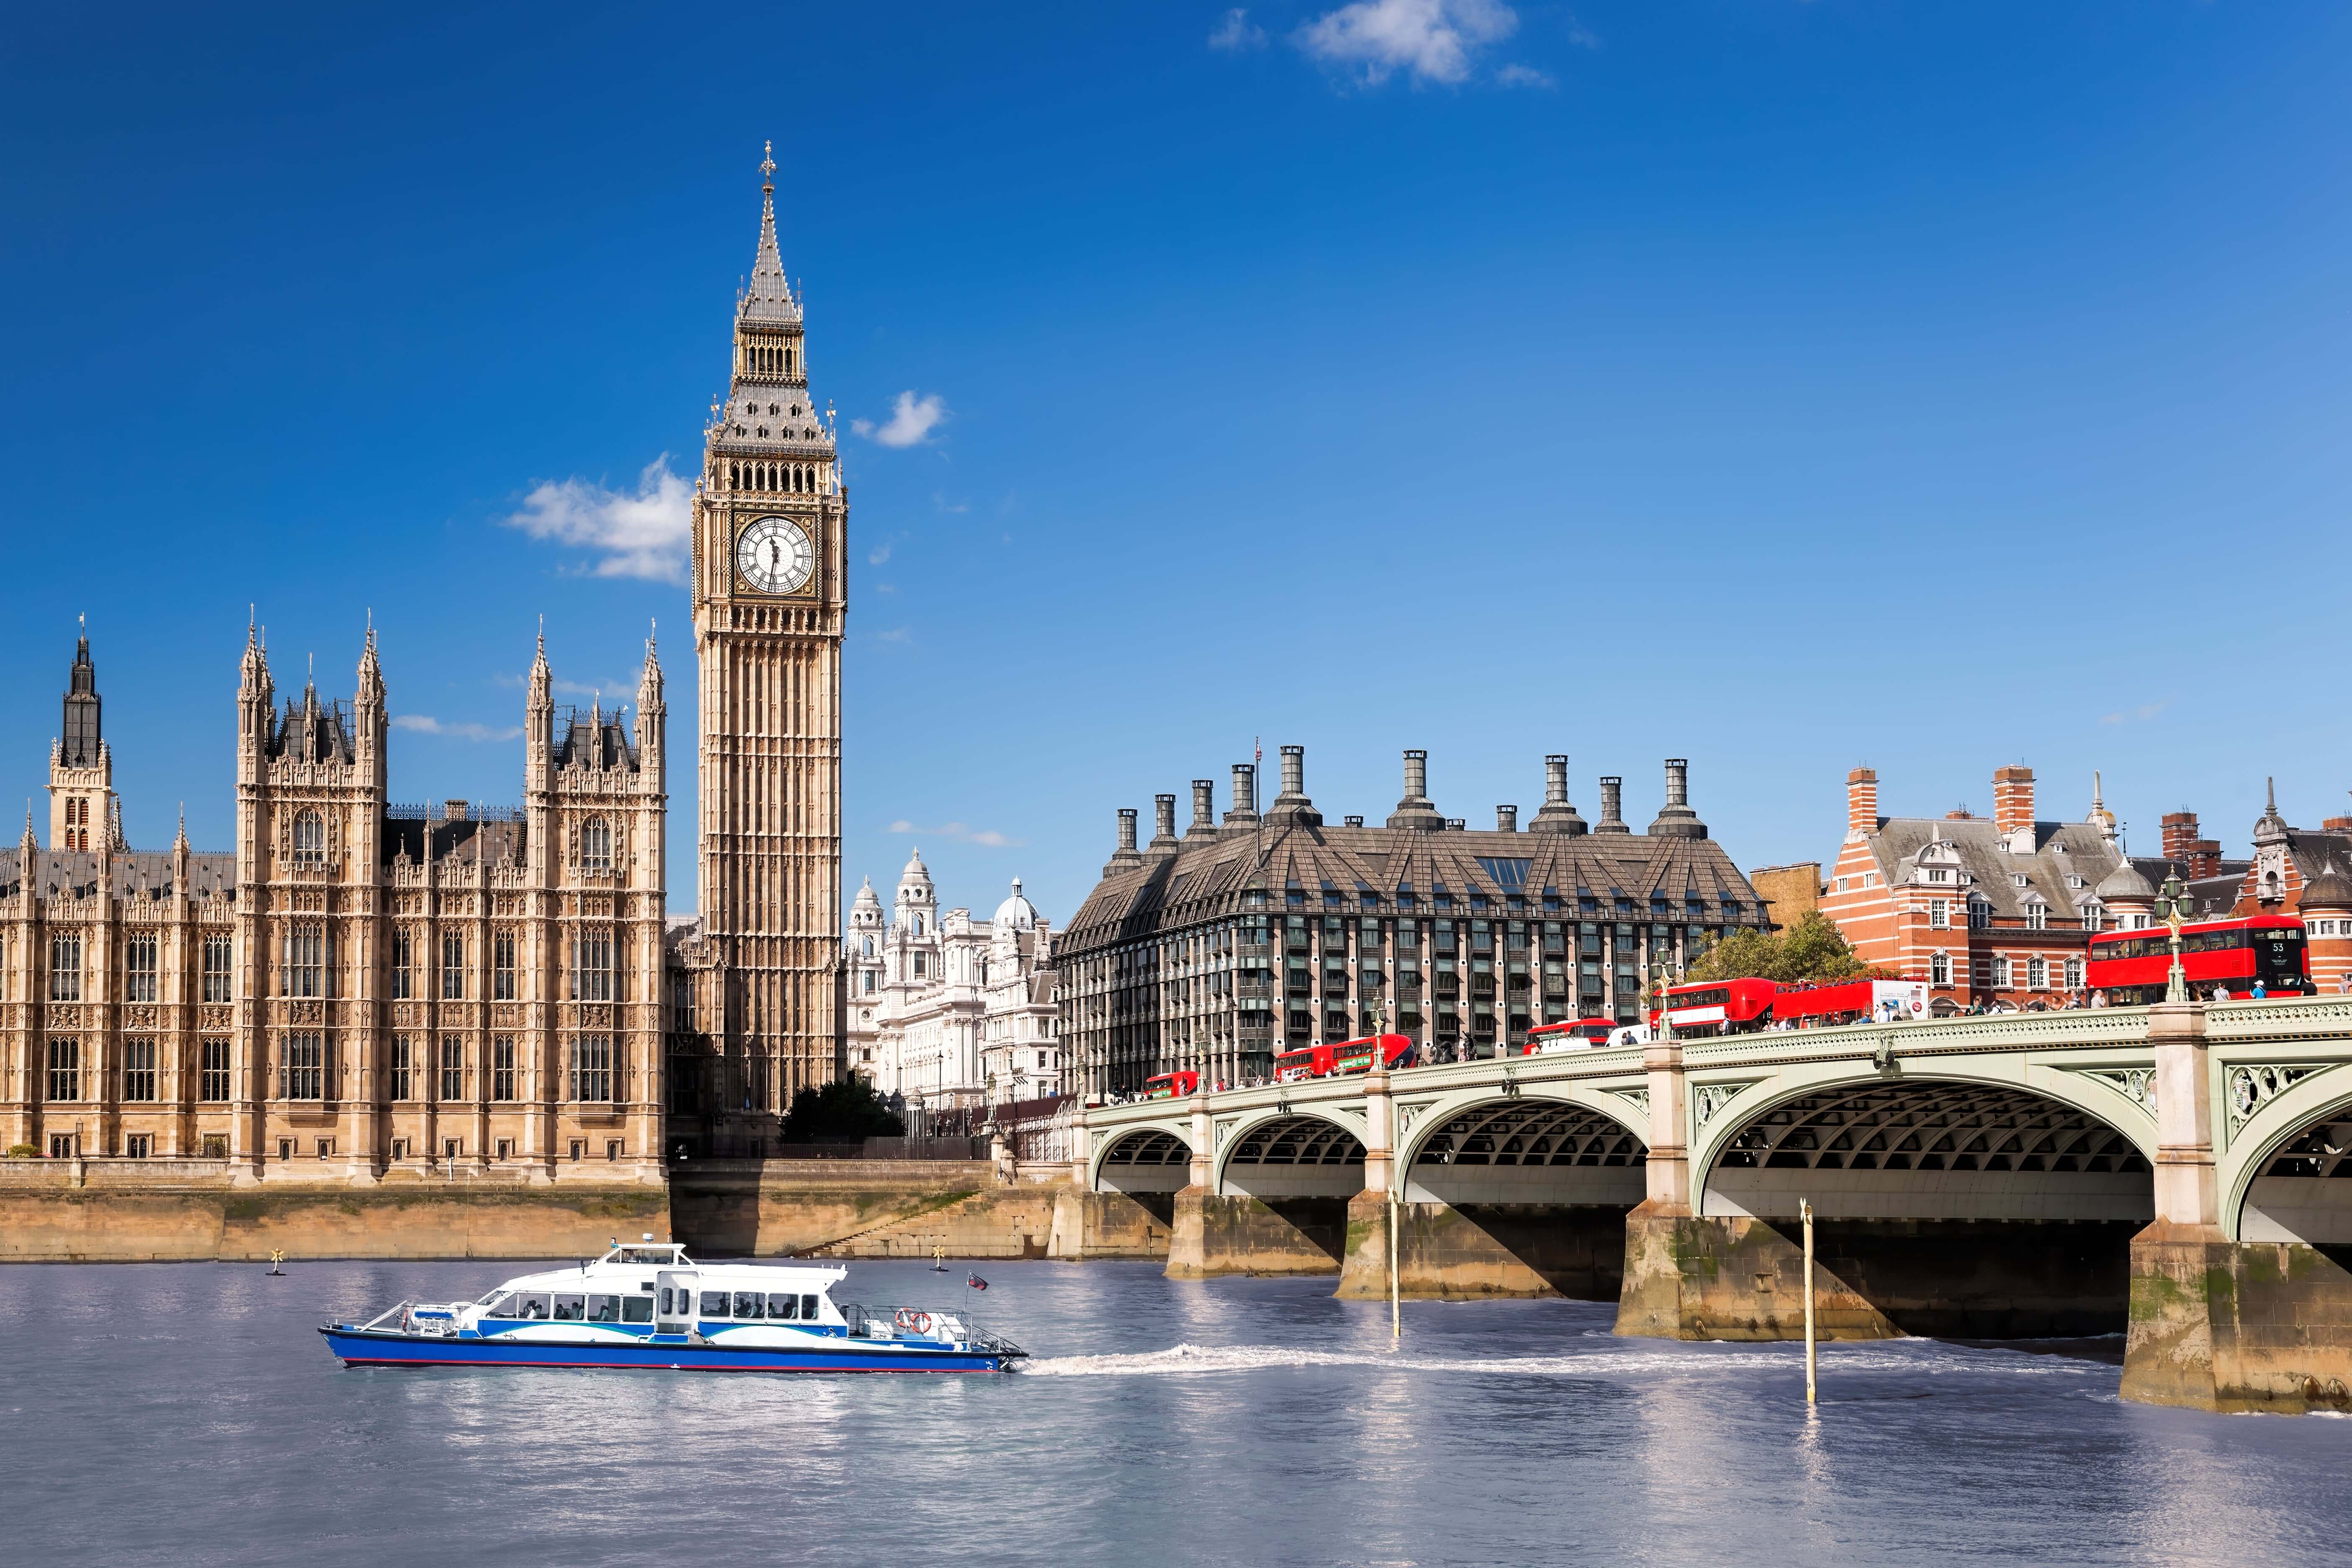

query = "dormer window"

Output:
[[2012, 873, 2030, 888], [1927, 868, 1950, 883], [2024, 899, 2048, 931]]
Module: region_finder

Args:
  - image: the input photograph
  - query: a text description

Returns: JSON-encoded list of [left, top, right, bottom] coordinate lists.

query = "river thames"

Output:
[[6, 1259, 2348, 1566]]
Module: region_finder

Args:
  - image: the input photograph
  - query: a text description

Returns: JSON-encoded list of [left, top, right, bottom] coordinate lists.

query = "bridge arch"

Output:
[[2222, 1068, 2352, 1244], [1689, 1060, 2157, 1222], [1088, 1122, 1194, 1195], [1396, 1086, 1649, 1207], [1214, 1106, 1367, 1199]]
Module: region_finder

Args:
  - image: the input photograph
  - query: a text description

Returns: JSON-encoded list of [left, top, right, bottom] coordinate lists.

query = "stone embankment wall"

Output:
[[665, 1161, 1172, 1262], [0, 1160, 668, 1262], [2124, 1224, 2352, 1413]]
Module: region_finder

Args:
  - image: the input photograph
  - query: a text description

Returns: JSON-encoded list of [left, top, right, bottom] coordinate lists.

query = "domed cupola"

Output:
[[850, 875, 884, 930], [2094, 860, 2156, 904], [993, 877, 1040, 932], [896, 846, 934, 903], [2303, 859, 2352, 911]]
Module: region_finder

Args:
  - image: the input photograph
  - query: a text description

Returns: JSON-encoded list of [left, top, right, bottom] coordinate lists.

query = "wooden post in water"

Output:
[[1389, 1190, 1401, 1340], [1801, 1197, 1817, 1405]]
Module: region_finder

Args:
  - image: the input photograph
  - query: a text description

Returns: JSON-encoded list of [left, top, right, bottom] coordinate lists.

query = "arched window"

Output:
[[1929, 951, 1951, 987], [581, 818, 613, 872], [291, 809, 327, 867], [862, 936, 874, 957]]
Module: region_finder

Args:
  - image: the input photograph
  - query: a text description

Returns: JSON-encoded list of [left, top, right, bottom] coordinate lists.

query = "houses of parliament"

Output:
[[0, 154, 845, 1177]]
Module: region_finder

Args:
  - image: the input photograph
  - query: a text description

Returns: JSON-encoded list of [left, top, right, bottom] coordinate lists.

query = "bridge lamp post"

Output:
[[2152, 872, 2194, 1004]]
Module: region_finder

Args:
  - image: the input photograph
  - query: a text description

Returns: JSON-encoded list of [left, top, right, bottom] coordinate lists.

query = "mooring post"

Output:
[[1801, 1197, 1817, 1405]]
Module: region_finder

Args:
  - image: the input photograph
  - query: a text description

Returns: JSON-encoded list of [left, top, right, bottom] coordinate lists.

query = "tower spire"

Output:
[[740, 140, 799, 324]]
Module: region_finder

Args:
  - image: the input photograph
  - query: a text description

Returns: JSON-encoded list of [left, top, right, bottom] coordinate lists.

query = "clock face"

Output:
[[736, 516, 814, 595]]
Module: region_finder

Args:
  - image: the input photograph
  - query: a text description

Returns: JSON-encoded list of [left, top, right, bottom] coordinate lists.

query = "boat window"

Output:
[[699, 1291, 730, 1318], [768, 1292, 799, 1320], [552, 1294, 585, 1321], [479, 1293, 514, 1316], [513, 1293, 550, 1319], [587, 1294, 622, 1323], [802, 1294, 820, 1320], [623, 1296, 655, 1324], [733, 1291, 764, 1319], [477, 1289, 508, 1307]]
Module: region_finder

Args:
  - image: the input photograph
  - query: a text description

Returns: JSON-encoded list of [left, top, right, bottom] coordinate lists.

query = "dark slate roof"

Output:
[[0, 848, 237, 901], [554, 708, 638, 772], [1865, 817, 2120, 920], [270, 687, 354, 763], [380, 815, 526, 868], [2125, 854, 2250, 920], [1061, 819, 1763, 950]]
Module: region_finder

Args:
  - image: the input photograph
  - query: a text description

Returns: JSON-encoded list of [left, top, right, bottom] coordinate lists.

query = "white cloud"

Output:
[[502, 455, 691, 583], [1209, 8, 1267, 50], [887, 819, 1025, 849], [392, 714, 524, 743], [1297, 0, 1517, 86], [932, 491, 969, 514], [1495, 62, 1554, 88], [867, 542, 891, 565], [851, 391, 949, 448], [1565, 13, 1599, 49], [875, 627, 911, 643]]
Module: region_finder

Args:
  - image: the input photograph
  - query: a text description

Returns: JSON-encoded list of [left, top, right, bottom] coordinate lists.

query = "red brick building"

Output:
[[1819, 764, 2130, 1011]]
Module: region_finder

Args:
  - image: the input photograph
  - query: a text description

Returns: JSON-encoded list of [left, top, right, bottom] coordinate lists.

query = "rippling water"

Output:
[[6, 1259, 2349, 1566]]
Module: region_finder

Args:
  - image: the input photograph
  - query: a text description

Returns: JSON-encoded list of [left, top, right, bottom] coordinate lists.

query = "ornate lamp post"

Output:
[[2152, 871, 2194, 1004], [1647, 950, 1678, 1042]]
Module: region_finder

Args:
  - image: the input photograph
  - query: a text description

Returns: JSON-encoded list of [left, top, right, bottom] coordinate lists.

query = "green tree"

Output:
[[779, 1077, 906, 1143], [1683, 911, 1886, 985]]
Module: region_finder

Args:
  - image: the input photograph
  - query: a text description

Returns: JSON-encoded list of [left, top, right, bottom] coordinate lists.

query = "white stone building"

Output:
[[842, 851, 1062, 1114]]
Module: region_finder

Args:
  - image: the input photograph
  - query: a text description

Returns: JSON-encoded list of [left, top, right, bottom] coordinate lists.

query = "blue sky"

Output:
[[3, 2, 2348, 925]]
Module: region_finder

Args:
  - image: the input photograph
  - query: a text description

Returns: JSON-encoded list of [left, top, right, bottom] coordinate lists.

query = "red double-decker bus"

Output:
[[1649, 979, 1777, 1037], [2087, 916, 2311, 1006], [1525, 1018, 1622, 1054], [1274, 1033, 1415, 1083], [1769, 979, 1929, 1028], [1143, 1070, 1199, 1100]]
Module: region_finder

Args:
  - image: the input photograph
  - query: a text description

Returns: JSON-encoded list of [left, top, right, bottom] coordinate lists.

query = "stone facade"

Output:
[[0, 627, 668, 1181], [841, 854, 1062, 1113], [1056, 749, 1770, 1097], [666, 144, 849, 1153]]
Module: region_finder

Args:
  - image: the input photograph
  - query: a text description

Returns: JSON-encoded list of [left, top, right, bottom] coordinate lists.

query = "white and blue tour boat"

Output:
[[319, 1238, 1024, 1374]]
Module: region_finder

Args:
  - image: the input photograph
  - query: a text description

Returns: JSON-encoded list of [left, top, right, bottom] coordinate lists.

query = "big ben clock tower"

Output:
[[691, 144, 847, 1122]]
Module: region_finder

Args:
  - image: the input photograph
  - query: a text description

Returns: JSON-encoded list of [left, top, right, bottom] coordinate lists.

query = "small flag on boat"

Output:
[[968, 1272, 989, 1290]]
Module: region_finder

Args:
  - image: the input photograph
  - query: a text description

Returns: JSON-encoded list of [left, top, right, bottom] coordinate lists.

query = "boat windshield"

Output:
[[606, 1245, 688, 1265]]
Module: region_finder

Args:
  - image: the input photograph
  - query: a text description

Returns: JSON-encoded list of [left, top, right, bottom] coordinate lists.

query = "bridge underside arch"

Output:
[[2240, 1109, 2352, 1245], [1704, 1080, 2152, 1223], [1095, 1128, 1192, 1196], [1681, 1078, 2153, 1338], [1219, 1114, 1365, 1199], [1407, 1099, 1647, 1208], [1380, 1097, 1649, 1302]]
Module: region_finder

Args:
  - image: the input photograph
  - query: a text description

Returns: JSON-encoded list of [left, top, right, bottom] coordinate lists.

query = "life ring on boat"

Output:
[[894, 1309, 932, 1333]]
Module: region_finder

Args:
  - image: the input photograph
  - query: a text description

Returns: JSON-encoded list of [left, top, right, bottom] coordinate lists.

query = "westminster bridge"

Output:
[[1075, 995, 2352, 1413]]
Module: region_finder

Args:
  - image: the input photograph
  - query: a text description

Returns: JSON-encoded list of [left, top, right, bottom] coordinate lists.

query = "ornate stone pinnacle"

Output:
[[760, 140, 775, 189]]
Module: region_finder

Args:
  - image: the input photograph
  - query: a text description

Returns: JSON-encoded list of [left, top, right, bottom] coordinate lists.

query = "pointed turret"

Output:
[[635, 621, 666, 786], [740, 140, 801, 326], [60, 617, 101, 768]]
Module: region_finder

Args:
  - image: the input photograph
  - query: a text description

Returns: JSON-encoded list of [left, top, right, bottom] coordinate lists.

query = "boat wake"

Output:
[[1018, 1339, 2109, 1380]]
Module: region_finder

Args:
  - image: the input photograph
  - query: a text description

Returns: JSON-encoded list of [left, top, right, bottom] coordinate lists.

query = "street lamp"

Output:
[[2151, 871, 2194, 1004]]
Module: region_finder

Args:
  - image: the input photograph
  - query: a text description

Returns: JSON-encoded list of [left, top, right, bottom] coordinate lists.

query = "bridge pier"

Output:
[[2123, 1003, 2352, 1413], [1165, 1187, 1347, 1277], [1336, 1192, 1628, 1300]]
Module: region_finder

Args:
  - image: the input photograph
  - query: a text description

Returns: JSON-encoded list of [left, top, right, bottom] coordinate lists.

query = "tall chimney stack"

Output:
[[1496, 805, 1518, 833], [1224, 763, 1259, 828], [1387, 747, 1443, 830], [2161, 810, 2200, 862], [1188, 779, 1215, 835], [1646, 758, 1706, 838], [1149, 793, 1179, 852], [1994, 765, 2036, 841], [1280, 745, 1304, 799], [1596, 776, 1628, 834], [1266, 745, 1321, 825], [1106, 807, 1143, 874], [1847, 768, 1880, 840], [1529, 754, 1587, 835]]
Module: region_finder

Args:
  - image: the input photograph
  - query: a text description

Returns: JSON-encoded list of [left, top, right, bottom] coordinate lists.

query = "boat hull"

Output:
[[319, 1327, 1019, 1374]]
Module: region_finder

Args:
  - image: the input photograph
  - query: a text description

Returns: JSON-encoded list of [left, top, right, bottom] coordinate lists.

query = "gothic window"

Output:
[[279, 1034, 324, 1100], [439, 1037, 464, 1101], [494, 931, 517, 1000], [200, 1039, 230, 1103], [441, 933, 465, 999], [124, 933, 158, 1003], [493, 1036, 516, 1101], [49, 933, 81, 1001], [571, 1036, 614, 1102], [389, 1036, 413, 1101], [202, 933, 233, 1002], [571, 930, 614, 1001], [292, 809, 327, 867], [580, 818, 613, 872], [47, 1038, 80, 1102], [391, 930, 412, 1000], [283, 925, 324, 998], [122, 1038, 156, 1102]]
